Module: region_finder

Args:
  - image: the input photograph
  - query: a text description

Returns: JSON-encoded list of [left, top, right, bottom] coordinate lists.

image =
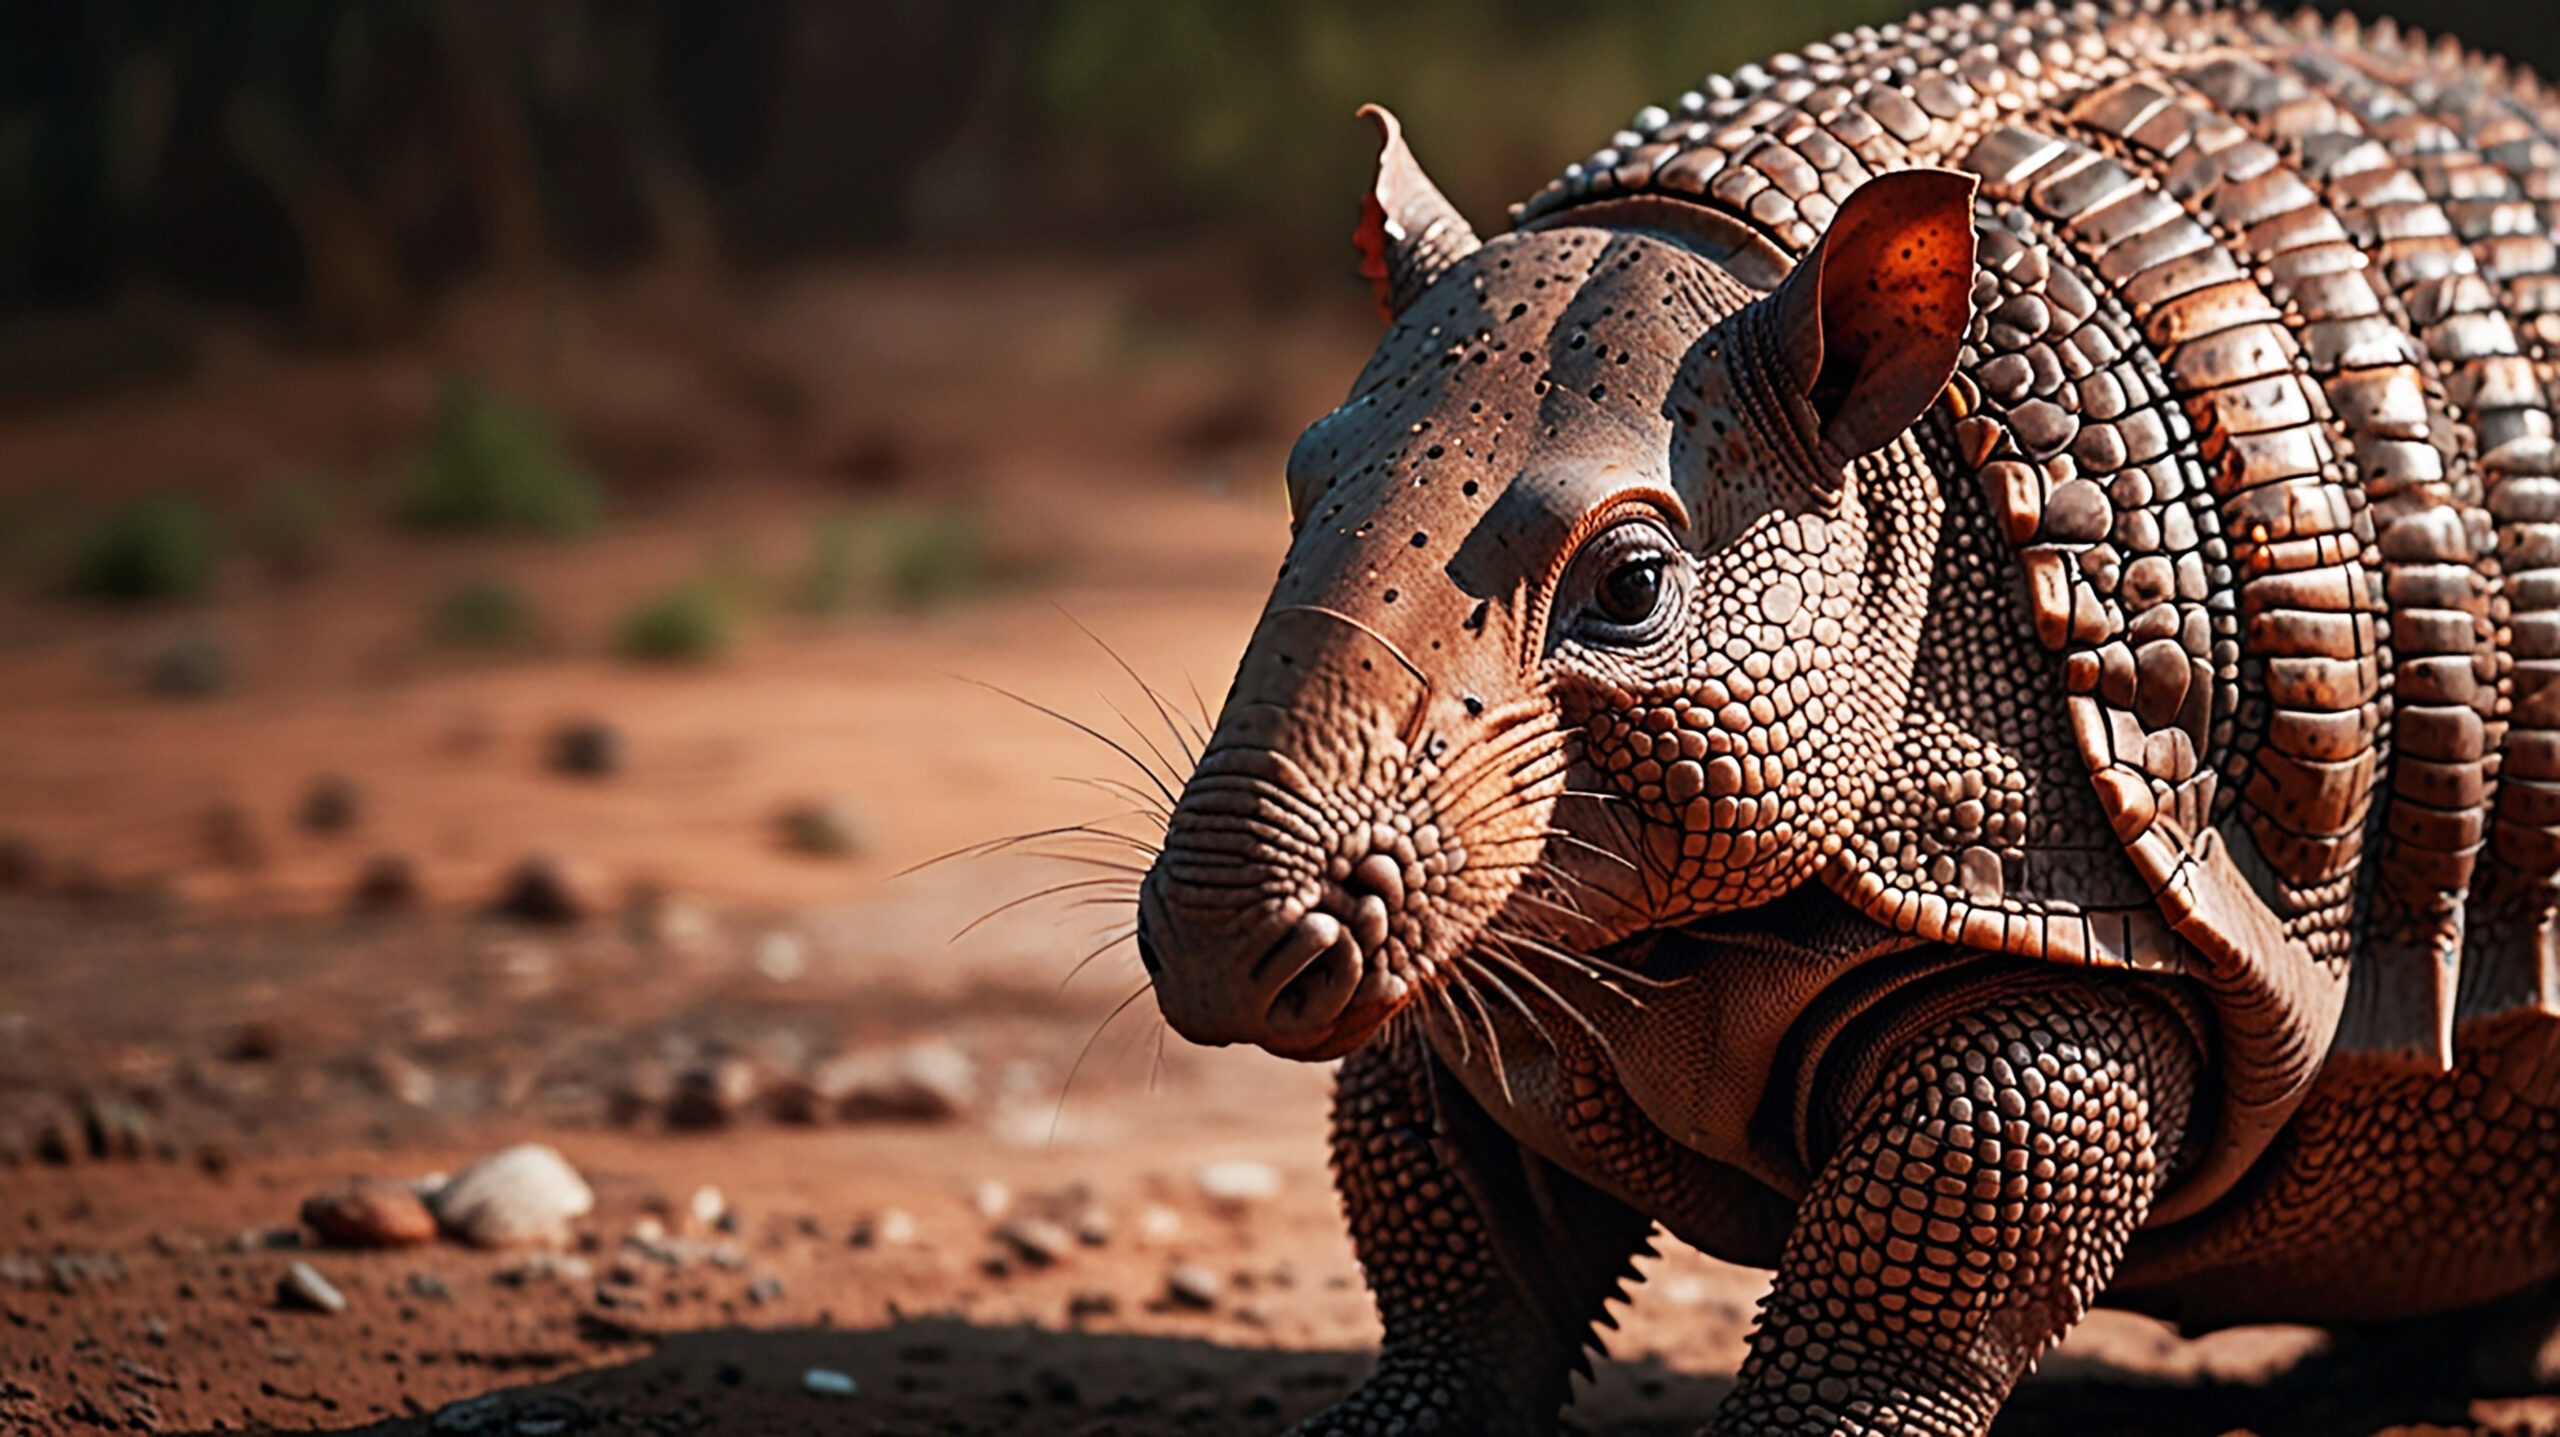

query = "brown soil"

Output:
[[0, 259, 2553, 1437]]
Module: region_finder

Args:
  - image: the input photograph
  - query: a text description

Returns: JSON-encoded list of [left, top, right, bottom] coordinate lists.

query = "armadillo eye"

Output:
[[1597, 559, 1663, 626]]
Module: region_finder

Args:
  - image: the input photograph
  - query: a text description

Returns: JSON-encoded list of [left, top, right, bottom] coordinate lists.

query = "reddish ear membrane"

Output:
[[1353, 105, 1480, 323], [1769, 169, 1979, 461]]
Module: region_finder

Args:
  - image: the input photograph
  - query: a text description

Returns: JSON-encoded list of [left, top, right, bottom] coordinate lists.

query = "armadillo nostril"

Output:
[[1347, 893, 1391, 955], [1266, 919, 1365, 1038], [1349, 852, 1406, 912]]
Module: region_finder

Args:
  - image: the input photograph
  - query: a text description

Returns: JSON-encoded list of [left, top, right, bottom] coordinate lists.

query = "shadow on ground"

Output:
[[207, 1317, 2549, 1437]]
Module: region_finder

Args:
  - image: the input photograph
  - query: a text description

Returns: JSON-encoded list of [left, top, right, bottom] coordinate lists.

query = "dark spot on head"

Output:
[[1382, 588, 1398, 603], [1462, 480, 1479, 496], [1410, 532, 1428, 547]]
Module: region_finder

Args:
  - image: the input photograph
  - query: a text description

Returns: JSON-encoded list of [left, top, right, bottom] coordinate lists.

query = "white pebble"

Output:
[[868, 1208, 917, 1246], [689, 1185, 726, 1228], [754, 931, 807, 982], [431, 1144, 593, 1249], [1193, 1160, 1281, 1204], [801, 1367, 857, 1396], [1135, 1204, 1182, 1245], [971, 1180, 1010, 1220], [279, 1260, 346, 1314]]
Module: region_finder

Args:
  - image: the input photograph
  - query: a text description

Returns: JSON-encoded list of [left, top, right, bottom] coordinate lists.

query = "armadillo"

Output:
[[1128, 2, 2560, 1432]]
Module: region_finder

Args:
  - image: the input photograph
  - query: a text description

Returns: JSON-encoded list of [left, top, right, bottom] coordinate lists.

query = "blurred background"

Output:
[[3, 5, 2558, 1434]]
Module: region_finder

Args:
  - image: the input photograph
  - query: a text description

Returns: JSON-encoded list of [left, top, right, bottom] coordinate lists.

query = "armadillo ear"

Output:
[[1768, 168, 1978, 462], [1353, 105, 1480, 323]]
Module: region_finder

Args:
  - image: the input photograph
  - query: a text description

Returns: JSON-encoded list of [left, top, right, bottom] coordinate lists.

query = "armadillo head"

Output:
[[1138, 107, 1978, 1061]]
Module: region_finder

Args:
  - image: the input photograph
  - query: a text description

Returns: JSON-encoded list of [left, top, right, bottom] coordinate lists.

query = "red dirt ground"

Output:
[[1, 259, 2553, 1436]]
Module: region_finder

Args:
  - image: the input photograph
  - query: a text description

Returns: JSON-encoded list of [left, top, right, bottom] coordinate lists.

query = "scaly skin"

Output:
[[1710, 977, 2198, 1435], [1302, 1034, 1657, 1436], [1129, 5, 2560, 1434]]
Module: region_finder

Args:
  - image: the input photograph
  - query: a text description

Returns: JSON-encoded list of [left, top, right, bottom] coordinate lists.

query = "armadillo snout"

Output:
[[1139, 846, 1414, 1061]]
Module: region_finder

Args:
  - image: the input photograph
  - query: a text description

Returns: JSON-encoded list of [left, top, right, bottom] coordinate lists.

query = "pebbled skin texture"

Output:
[[1307, 1034, 1656, 1436], [1125, 2, 2560, 1433], [1711, 973, 2198, 1435]]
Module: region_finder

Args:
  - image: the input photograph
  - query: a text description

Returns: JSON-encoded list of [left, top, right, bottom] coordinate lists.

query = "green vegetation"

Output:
[[429, 580, 540, 650], [616, 579, 731, 662], [797, 515, 862, 615], [399, 376, 601, 536], [795, 507, 989, 614], [68, 494, 220, 601], [883, 510, 985, 608]]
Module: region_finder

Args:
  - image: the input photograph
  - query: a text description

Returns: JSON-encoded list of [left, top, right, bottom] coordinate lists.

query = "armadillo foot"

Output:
[[1290, 1356, 1553, 1437], [1314, 1033, 1653, 1436]]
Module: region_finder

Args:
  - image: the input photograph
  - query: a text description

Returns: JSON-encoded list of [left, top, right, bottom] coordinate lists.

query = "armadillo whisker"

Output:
[[957, 675, 1182, 808], [1097, 690, 1191, 793], [1462, 955, 1561, 1054], [950, 876, 1138, 944], [1058, 607, 1209, 765], [1050, 981, 1156, 1151], [1061, 774, 1173, 822], [1444, 966, 1514, 1107], [1059, 924, 1140, 996]]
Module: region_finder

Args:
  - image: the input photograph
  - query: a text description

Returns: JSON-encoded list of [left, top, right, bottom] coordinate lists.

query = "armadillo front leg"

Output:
[[1708, 978, 2201, 1437], [1302, 1032, 1656, 1437]]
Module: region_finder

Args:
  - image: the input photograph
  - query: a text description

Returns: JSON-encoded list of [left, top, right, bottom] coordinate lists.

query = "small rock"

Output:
[[491, 853, 603, 925], [200, 803, 266, 870], [1067, 1290, 1116, 1321], [1135, 1204, 1182, 1246], [1164, 1262, 1220, 1310], [592, 1282, 645, 1311], [997, 1216, 1073, 1268], [851, 1208, 916, 1248], [665, 1060, 758, 1130], [1194, 1160, 1282, 1204], [972, 1180, 1011, 1221], [495, 1252, 591, 1285], [225, 1020, 285, 1062], [746, 1274, 784, 1305], [753, 930, 807, 982], [145, 632, 228, 697], [607, 1060, 675, 1126], [842, 1042, 977, 1122], [350, 853, 421, 913], [548, 721, 623, 778], [624, 887, 712, 952], [430, 1144, 593, 1249], [277, 1261, 346, 1314], [688, 1185, 727, 1229], [774, 797, 866, 858], [367, 1051, 437, 1108], [801, 1368, 857, 1397], [297, 774, 362, 834], [1075, 1210, 1113, 1247], [430, 1393, 590, 1436], [81, 1096, 150, 1160], [406, 1272, 451, 1300], [301, 1177, 438, 1249]]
